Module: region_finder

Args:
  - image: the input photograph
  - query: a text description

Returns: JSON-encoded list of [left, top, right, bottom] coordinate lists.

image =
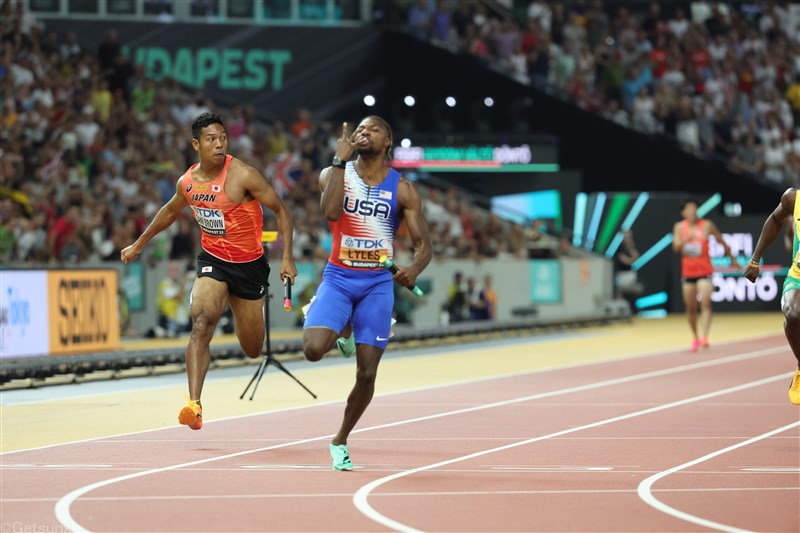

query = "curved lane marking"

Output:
[[636, 421, 800, 533], [55, 346, 789, 532], [351, 373, 793, 532]]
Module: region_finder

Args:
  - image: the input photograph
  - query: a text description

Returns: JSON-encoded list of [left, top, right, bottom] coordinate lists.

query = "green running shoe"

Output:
[[336, 335, 355, 358], [329, 443, 353, 471]]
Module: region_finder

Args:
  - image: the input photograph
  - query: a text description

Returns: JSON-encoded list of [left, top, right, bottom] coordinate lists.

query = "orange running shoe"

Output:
[[788, 369, 800, 406], [700, 337, 710, 348], [690, 338, 700, 352], [178, 399, 203, 430]]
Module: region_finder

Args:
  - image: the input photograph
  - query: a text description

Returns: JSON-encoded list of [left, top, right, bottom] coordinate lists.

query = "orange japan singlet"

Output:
[[180, 155, 263, 263], [680, 219, 713, 279]]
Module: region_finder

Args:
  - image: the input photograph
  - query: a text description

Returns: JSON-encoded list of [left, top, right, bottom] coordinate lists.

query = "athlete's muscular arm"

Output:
[[707, 221, 736, 263], [319, 166, 345, 221], [672, 222, 684, 253], [393, 178, 432, 289], [241, 164, 298, 283], [745, 188, 796, 283], [121, 178, 188, 263], [320, 121, 356, 221]]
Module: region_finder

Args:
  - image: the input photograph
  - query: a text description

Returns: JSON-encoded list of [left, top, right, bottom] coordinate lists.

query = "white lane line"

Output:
[[3, 342, 786, 456], [0, 331, 591, 406], [14, 486, 800, 504], [52, 346, 788, 532], [0, 326, 782, 407], [636, 421, 800, 533], [351, 373, 793, 533]]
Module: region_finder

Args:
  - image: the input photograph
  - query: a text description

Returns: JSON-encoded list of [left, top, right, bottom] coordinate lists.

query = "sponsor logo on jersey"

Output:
[[338, 235, 387, 267], [192, 206, 226, 236]]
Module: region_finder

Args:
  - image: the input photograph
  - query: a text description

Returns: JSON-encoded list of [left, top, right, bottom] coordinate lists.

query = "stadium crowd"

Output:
[[0, 0, 553, 268], [400, 0, 800, 186]]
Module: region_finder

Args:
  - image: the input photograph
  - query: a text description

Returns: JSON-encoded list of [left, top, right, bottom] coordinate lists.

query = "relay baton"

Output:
[[379, 255, 424, 297], [283, 276, 292, 311]]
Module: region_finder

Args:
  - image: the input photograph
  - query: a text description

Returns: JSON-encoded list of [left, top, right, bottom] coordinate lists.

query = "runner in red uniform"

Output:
[[672, 200, 735, 352], [122, 112, 297, 429]]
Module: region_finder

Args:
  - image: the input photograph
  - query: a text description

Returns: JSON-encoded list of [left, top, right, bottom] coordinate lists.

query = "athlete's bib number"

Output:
[[338, 234, 388, 269], [192, 206, 226, 236], [683, 242, 702, 257]]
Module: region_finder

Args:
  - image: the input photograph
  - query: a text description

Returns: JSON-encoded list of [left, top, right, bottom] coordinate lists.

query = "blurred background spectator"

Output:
[[9, 0, 795, 333], [393, 0, 799, 188]]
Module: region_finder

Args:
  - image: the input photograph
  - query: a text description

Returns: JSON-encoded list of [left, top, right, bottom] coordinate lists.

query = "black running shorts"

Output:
[[196, 250, 270, 300]]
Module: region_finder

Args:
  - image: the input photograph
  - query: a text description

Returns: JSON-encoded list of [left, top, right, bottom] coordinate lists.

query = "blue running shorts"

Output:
[[304, 263, 395, 350]]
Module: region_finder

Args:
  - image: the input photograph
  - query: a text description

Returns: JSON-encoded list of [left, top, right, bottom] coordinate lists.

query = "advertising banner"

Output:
[[529, 260, 562, 303], [0, 271, 50, 358], [47, 270, 120, 355], [43, 20, 382, 122]]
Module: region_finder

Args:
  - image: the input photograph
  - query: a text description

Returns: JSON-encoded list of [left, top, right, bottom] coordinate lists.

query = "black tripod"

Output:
[[240, 235, 316, 401]]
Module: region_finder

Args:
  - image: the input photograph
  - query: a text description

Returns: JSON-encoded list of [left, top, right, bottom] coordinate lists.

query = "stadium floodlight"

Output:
[[404, 95, 416, 107], [445, 96, 456, 107], [363, 95, 376, 107], [400, 138, 412, 148], [484, 97, 494, 107]]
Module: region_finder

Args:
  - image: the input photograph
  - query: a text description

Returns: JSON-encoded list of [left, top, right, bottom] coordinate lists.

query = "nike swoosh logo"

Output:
[[376, 336, 388, 341]]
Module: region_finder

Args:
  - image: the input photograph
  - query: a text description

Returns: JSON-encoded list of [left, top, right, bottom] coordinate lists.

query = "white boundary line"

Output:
[[0, 330, 783, 410], [1, 331, 590, 407], [350, 373, 794, 533], [2, 338, 787, 456], [636, 421, 800, 533], [12, 486, 800, 504], [51, 345, 791, 532]]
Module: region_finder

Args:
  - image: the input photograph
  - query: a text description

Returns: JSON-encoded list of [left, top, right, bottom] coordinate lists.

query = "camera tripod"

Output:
[[240, 232, 316, 401]]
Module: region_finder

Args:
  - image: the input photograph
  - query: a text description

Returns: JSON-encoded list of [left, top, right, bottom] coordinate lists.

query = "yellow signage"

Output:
[[47, 270, 120, 355]]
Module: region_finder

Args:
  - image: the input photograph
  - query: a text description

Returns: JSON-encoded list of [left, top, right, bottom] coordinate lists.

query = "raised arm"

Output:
[[242, 164, 297, 283], [121, 178, 188, 263], [320, 121, 356, 221], [745, 188, 796, 282], [393, 178, 432, 288]]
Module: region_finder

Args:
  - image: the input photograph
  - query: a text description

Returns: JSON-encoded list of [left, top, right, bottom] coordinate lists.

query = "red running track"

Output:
[[1, 335, 798, 532]]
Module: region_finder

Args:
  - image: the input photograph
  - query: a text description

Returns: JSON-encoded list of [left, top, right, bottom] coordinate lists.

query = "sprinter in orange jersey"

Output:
[[672, 199, 735, 352], [121, 112, 297, 430]]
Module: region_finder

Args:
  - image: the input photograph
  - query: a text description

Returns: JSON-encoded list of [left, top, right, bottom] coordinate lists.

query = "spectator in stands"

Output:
[[613, 230, 643, 314], [154, 260, 191, 338], [97, 30, 120, 73], [48, 204, 80, 262], [445, 270, 467, 323], [466, 276, 486, 320], [431, 0, 453, 44], [408, 0, 432, 41], [481, 274, 497, 319], [291, 108, 313, 139], [787, 73, 800, 124], [730, 126, 764, 175]]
